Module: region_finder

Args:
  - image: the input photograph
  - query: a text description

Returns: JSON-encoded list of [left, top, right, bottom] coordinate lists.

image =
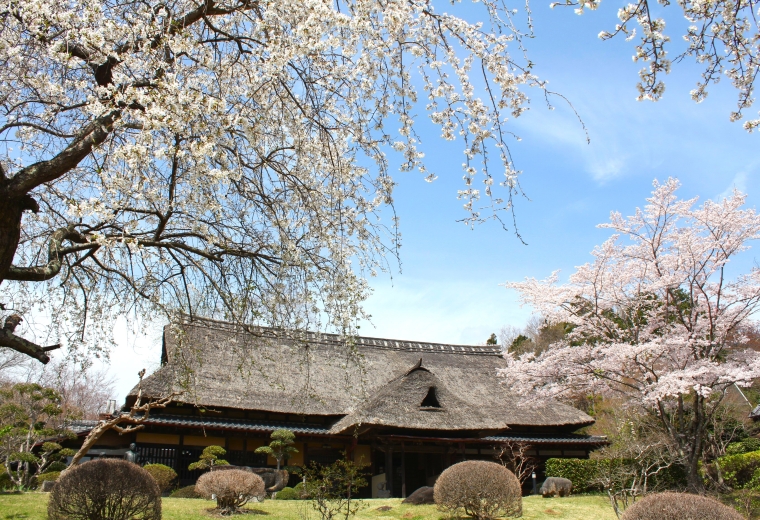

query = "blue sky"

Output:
[[360, 2, 760, 343], [104, 2, 760, 401]]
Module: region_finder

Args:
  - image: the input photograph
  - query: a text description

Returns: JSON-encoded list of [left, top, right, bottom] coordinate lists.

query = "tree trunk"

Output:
[[658, 393, 706, 494], [0, 194, 37, 283], [682, 394, 706, 493], [64, 421, 117, 472]]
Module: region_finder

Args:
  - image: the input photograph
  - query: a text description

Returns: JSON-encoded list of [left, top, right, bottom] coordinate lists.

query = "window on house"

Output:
[[420, 387, 442, 408]]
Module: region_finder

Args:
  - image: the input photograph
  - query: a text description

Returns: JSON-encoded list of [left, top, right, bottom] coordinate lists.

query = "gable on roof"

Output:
[[135, 316, 593, 431], [328, 359, 506, 433]]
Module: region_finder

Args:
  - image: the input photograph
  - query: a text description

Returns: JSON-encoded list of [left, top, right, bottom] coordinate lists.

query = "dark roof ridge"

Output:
[[174, 315, 503, 356]]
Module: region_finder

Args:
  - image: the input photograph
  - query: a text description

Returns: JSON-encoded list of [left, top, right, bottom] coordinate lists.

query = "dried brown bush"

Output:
[[621, 492, 744, 520], [434, 460, 522, 519], [195, 469, 265, 514], [48, 459, 161, 520]]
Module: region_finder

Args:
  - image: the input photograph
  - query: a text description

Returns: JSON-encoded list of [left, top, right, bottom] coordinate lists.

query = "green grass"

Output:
[[0, 492, 616, 520]]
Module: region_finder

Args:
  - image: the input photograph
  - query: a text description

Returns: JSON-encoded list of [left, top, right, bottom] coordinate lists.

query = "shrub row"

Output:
[[544, 458, 604, 492], [726, 439, 760, 456], [544, 458, 685, 492]]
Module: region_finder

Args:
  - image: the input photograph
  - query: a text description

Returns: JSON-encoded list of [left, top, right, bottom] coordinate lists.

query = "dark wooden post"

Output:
[[349, 437, 357, 462], [174, 434, 184, 471], [401, 442, 406, 499], [386, 447, 394, 497]]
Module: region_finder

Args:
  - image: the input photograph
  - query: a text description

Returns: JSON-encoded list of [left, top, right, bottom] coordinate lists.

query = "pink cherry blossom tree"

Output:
[[501, 178, 760, 492]]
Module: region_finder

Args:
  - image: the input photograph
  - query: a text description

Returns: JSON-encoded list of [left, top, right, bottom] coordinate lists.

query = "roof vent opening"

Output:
[[420, 387, 442, 408]]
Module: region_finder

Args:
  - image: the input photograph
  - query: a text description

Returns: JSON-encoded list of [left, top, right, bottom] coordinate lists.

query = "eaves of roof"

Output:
[[139, 414, 332, 435], [66, 420, 100, 433], [483, 434, 609, 446]]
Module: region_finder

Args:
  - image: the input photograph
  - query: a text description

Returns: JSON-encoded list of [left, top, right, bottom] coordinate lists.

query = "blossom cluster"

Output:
[[555, 0, 760, 128]]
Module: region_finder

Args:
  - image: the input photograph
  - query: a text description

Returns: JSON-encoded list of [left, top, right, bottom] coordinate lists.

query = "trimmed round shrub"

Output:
[[47, 461, 68, 473], [37, 471, 61, 483], [170, 485, 202, 499], [621, 492, 744, 520], [434, 460, 522, 520], [143, 463, 177, 493], [294, 481, 308, 498], [0, 471, 13, 490], [275, 486, 298, 499], [195, 469, 265, 513], [48, 459, 161, 520]]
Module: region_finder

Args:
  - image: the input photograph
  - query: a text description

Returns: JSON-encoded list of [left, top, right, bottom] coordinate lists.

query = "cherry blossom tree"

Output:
[[501, 178, 760, 491], [0, 0, 548, 363]]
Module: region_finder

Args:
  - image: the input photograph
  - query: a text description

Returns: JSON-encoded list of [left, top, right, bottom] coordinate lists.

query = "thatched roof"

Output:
[[134, 316, 593, 432], [328, 360, 502, 433]]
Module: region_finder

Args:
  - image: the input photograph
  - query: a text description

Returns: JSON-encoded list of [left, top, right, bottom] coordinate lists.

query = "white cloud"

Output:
[[717, 170, 750, 200]]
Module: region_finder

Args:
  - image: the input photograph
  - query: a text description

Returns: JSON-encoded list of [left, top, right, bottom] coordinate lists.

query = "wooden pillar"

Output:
[[371, 442, 377, 476], [385, 447, 393, 497], [243, 438, 248, 465], [401, 442, 406, 499], [349, 437, 357, 461], [175, 435, 184, 480]]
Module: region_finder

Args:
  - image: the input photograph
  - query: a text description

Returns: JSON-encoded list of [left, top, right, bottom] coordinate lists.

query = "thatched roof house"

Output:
[[137, 317, 593, 433], [95, 316, 605, 496]]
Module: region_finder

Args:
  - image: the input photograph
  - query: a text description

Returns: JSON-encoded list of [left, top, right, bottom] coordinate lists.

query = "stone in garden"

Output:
[[41, 480, 56, 492], [540, 477, 572, 497], [402, 486, 435, 505]]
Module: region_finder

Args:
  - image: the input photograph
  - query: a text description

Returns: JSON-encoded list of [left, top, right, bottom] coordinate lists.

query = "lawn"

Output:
[[0, 493, 616, 520]]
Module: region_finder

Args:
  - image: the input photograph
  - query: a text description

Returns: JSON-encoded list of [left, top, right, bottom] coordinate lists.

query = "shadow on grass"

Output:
[[204, 508, 269, 517]]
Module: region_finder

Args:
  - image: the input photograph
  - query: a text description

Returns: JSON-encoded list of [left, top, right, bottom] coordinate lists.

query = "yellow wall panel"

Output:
[[228, 438, 244, 451], [184, 435, 226, 447], [353, 445, 372, 465], [246, 438, 265, 451], [135, 433, 180, 445], [288, 442, 304, 466]]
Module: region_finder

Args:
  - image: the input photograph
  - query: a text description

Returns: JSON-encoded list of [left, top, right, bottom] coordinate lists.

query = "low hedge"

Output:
[[170, 484, 202, 498], [717, 450, 760, 489], [545, 458, 685, 492], [726, 439, 760, 456], [545, 458, 604, 492]]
